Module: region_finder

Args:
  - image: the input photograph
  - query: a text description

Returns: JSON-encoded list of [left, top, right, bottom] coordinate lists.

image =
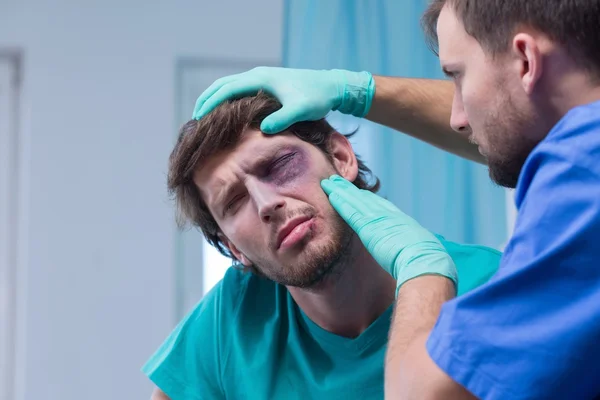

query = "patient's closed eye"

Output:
[[267, 152, 296, 175], [222, 152, 300, 216], [226, 194, 245, 213]]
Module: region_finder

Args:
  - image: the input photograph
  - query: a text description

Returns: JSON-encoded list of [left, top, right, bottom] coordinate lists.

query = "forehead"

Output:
[[436, 4, 478, 62]]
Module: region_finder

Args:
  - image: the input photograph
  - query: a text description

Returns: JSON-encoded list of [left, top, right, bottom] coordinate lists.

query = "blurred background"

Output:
[[0, 0, 516, 399]]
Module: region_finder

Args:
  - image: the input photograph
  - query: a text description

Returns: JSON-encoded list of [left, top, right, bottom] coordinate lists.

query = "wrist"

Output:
[[331, 70, 375, 117], [394, 251, 458, 297], [395, 273, 456, 302]]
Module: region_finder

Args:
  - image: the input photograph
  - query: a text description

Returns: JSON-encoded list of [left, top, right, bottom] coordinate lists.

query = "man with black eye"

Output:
[[142, 93, 502, 400]]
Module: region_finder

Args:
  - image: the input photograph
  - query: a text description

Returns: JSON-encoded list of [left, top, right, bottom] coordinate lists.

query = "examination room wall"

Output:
[[0, 1, 282, 400]]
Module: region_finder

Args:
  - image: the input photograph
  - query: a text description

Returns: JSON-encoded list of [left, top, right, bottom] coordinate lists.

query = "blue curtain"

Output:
[[282, 0, 507, 248]]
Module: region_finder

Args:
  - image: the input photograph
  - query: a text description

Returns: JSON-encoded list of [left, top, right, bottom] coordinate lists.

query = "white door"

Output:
[[0, 56, 18, 400]]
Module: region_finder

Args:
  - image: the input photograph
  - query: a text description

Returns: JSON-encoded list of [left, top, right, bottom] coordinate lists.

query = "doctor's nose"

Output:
[[450, 93, 470, 133]]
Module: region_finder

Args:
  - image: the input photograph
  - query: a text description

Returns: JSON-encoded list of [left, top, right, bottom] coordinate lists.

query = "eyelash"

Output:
[[225, 196, 240, 211], [267, 152, 296, 174]]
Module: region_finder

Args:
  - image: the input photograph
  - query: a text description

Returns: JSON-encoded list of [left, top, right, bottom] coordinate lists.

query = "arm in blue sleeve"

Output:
[[426, 142, 600, 399]]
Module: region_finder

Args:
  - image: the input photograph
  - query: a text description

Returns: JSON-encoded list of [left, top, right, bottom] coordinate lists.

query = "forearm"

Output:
[[151, 388, 171, 400], [385, 276, 472, 399], [366, 76, 485, 164]]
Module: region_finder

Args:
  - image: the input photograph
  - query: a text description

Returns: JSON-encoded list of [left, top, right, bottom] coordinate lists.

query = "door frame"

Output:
[[173, 57, 279, 320], [0, 49, 22, 400]]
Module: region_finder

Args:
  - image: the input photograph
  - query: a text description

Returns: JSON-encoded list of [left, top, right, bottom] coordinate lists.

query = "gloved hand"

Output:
[[192, 67, 375, 133], [321, 175, 458, 294]]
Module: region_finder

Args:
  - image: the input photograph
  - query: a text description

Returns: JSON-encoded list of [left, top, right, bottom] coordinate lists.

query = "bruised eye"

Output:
[[221, 151, 299, 217], [268, 152, 296, 174]]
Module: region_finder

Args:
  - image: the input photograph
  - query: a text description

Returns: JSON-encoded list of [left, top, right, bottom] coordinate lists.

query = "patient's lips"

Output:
[[276, 216, 315, 251]]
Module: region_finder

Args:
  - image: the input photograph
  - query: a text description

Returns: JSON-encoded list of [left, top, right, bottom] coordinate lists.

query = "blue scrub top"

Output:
[[427, 100, 600, 399]]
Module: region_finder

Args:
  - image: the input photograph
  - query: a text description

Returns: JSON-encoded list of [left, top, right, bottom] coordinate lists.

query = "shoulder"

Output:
[[519, 100, 600, 195], [168, 267, 254, 340], [142, 267, 278, 399], [512, 102, 600, 247], [434, 234, 502, 295], [148, 267, 272, 355], [509, 101, 600, 265], [545, 99, 600, 147]]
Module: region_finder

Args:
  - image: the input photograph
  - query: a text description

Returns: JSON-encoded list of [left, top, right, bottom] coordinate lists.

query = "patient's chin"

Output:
[[254, 215, 353, 289]]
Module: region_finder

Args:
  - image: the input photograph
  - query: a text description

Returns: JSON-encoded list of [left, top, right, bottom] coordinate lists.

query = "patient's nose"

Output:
[[248, 180, 286, 223]]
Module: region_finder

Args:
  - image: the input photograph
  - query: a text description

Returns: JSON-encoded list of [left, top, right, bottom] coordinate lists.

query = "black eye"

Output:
[[269, 152, 296, 172]]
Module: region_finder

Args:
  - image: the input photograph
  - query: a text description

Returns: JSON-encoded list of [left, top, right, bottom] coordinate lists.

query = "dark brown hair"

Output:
[[422, 0, 600, 80], [168, 92, 380, 269]]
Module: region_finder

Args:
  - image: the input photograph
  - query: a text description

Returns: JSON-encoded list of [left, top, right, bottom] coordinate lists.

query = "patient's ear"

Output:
[[218, 233, 252, 267], [328, 132, 358, 182]]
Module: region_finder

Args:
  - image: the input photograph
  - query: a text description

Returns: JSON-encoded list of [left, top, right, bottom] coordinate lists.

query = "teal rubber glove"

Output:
[[192, 67, 375, 133], [321, 175, 458, 294]]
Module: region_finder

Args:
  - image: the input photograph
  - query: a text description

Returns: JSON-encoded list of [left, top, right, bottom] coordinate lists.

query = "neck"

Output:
[[550, 77, 600, 118], [287, 236, 396, 338], [541, 50, 600, 123]]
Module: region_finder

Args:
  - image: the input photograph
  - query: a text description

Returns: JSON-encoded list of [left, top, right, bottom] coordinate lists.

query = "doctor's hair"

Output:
[[167, 92, 380, 270], [422, 0, 600, 81]]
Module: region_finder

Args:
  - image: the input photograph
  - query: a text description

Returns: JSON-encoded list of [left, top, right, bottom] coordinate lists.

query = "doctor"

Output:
[[192, 0, 600, 398]]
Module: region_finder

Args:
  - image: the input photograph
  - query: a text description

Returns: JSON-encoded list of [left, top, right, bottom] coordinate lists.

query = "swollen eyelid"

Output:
[[274, 156, 304, 184], [270, 153, 296, 173]]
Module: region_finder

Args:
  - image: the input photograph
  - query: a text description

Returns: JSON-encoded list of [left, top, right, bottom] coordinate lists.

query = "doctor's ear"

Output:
[[328, 132, 359, 182], [218, 233, 252, 267]]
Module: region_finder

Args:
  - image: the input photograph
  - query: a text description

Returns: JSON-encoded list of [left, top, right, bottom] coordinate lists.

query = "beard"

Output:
[[248, 206, 354, 289], [481, 87, 543, 189]]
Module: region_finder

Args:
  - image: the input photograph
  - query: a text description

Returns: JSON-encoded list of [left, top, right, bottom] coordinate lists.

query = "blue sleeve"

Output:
[[142, 269, 243, 400], [426, 130, 600, 399]]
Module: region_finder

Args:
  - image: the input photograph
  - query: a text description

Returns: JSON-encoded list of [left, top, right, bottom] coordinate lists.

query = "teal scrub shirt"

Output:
[[142, 235, 501, 399]]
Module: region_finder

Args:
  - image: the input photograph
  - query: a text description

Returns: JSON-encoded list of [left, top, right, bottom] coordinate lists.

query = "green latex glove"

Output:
[[321, 175, 458, 294], [192, 67, 375, 133]]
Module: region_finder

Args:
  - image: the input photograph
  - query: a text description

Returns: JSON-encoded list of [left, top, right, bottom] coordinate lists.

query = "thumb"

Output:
[[260, 106, 307, 134], [327, 191, 368, 231]]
